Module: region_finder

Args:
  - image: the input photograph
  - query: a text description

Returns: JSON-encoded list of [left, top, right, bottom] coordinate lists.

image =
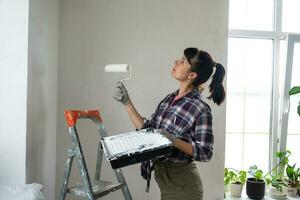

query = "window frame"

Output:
[[279, 34, 300, 153], [227, 0, 290, 172]]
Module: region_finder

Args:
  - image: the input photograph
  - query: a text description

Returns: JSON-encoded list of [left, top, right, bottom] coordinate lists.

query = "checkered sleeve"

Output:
[[191, 111, 214, 162], [141, 109, 157, 129]]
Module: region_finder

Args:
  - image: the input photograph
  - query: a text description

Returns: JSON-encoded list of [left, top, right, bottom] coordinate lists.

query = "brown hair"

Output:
[[184, 47, 226, 105]]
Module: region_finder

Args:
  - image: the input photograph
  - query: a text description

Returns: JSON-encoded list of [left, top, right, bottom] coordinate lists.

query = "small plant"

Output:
[[248, 165, 264, 181], [246, 165, 266, 199], [263, 150, 291, 193], [266, 173, 288, 193], [224, 168, 247, 185], [224, 168, 232, 185], [225, 168, 247, 198], [273, 150, 291, 180], [286, 164, 300, 188], [289, 86, 300, 117], [237, 170, 247, 185]]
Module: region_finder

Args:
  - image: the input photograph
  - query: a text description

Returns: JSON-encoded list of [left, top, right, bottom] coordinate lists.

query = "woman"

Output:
[[113, 47, 225, 200]]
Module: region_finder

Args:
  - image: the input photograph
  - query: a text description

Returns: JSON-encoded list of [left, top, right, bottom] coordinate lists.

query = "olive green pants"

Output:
[[154, 161, 203, 200]]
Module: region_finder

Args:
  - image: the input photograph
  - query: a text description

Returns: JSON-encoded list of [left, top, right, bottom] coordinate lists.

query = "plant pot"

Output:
[[246, 178, 265, 199], [286, 186, 298, 197], [224, 184, 229, 199], [230, 183, 243, 197], [224, 184, 229, 193], [267, 185, 287, 199]]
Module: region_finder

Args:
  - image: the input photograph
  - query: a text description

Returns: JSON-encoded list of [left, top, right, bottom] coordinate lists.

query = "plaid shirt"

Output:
[[141, 89, 214, 191]]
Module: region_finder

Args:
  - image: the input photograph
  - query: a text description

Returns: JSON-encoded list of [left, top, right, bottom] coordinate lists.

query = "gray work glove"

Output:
[[158, 129, 177, 143], [113, 81, 131, 105]]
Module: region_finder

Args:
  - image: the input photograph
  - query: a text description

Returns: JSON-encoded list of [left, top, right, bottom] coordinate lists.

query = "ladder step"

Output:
[[68, 180, 123, 198]]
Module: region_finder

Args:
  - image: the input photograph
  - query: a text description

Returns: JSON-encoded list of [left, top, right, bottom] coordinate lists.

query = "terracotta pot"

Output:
[[230, 183, 243, 197], [246, 178, 265, 199]]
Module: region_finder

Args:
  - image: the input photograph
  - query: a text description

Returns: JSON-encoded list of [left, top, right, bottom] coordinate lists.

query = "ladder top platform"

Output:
[[64, 110, 103, 127]]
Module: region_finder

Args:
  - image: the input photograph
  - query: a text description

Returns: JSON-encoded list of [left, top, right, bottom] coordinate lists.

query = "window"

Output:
[[226, 38, 272, 171], [226, 0, 300, 172], [282, 0, 300, 33], [286, 42, 300, 166], [229, 0, 274, 31]]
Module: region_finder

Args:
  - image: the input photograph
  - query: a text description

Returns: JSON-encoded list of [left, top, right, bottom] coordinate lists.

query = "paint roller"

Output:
[[104, 64, 132, 81]]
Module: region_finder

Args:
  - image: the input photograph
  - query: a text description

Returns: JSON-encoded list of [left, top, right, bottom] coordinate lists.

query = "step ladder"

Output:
[[58, 110, 132, 200]]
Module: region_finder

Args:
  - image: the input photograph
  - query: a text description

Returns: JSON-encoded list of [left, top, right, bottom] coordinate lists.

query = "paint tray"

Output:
[[101, 129, 172, 169]]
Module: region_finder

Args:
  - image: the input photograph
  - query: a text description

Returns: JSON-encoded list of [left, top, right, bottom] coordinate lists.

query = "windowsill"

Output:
[[225, 192, 300, 200]]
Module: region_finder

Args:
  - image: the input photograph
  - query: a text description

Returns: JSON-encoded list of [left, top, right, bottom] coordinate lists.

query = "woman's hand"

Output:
[[113, 81, 131, 105], [158, 129, 177, 143], [158, 129, 194, 157]]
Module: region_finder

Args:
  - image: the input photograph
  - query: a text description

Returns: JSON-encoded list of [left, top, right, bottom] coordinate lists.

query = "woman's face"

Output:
[[171, 56, 195, 82]]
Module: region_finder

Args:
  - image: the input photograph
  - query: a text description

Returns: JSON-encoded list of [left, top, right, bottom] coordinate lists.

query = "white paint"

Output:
[[104, 64, 131, 73], [26, 0, 60, 199], [102, 129, 172, 159], [57, 0, 228, 199], [105, 64, 132, 81], [0, 0, 29, 185]]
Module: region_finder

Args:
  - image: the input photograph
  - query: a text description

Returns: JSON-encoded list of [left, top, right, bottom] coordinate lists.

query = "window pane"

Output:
[[226, 87, 244, 133], [225, 133, 269, 172], [287, 43, 300, 164], [279, 40, 288, 120], [282, 0, 300, 33], [225, 133, 243, 170], [226, 38, 273, 171], [244, 91, 270, 133], [229, 0, 274, 31], [288, 43, 300, 134], [243, 134, 269, 172], [286, 135, 300, 166]]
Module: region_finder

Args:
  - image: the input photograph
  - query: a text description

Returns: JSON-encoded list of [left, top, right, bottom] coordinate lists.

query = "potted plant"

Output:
[[266, 173, 287, 199], [289, 87, 300, 197], [266, 150, 291, 198], [224, 168, 231, 194], [224, 168, 232, 198], [246, 165, 266, 199], [289, 86, 300, 117], [285, 164, 300, 197], [274, 150, 291, 180], [224, 168, 247, 197]]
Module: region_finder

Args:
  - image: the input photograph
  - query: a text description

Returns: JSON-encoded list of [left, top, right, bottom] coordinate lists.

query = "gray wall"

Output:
[[26, 0, 60, 199], [0, 0, 29, 185], [56, 0, 228, 199]]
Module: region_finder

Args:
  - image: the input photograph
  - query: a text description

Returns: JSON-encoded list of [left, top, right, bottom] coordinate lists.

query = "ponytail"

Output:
[[207, 63, 226, 105], [184, 47, 226, 105]]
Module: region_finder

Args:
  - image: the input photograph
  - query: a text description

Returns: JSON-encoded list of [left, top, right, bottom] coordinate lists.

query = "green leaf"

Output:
[[248, 165, 258, 177], [289, 86, 300, 96], [298, 104, 300, 117], [238, 171, 247, 185], [255, 170, 263, 180], [224, 168, 240, 185], [224, 168, 228, 176], [276, 152, 282, 158], [286, 165, 294, 179]]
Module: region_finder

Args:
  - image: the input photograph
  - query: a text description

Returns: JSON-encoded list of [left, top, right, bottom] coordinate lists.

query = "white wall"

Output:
[[26, 0, 60, 199], [0, 0, 29, 185], [57, 0, 228, 199]]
